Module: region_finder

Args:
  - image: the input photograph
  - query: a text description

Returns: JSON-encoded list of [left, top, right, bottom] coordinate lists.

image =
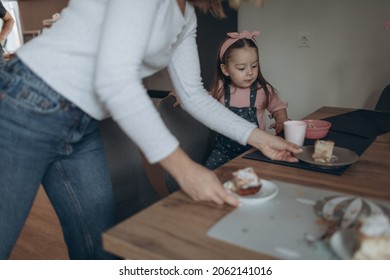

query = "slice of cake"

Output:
[[353, 214, 390, 260], [224, 167, 262, 196], [312, 140, 335, 163]]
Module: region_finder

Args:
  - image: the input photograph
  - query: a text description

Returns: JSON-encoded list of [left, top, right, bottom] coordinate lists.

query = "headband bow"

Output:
[[220, 30, 260, 60]]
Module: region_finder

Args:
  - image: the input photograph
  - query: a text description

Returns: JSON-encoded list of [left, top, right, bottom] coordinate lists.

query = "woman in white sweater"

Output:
[[0, 0, 301, 259]]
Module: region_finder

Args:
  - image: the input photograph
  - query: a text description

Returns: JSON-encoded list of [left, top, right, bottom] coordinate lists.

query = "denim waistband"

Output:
[[0, 56, 67, 104]]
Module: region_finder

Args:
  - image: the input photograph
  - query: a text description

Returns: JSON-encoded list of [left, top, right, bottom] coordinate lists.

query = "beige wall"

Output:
[[18, 0, 69, 31], [239, 0, 390, 122]]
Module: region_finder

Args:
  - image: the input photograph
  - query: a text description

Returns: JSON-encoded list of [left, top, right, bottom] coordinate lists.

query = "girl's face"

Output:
[[220, 47, 259, 89]]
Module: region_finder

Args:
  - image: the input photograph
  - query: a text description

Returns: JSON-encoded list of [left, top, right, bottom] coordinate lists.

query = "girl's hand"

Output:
[[160, 148, 239, 207], [270, 109, 288, 134], [247, 128, 302, 162], [168, 91, 181, 108], [269, 121, 284, 134]]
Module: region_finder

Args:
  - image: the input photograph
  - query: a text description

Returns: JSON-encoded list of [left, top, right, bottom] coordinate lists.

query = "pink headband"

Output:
[[219, 30, 260, 60]]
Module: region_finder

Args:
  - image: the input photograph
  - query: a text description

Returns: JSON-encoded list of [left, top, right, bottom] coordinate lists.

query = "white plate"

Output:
[[329, 229, 357, 259], [294, 145, 358, 168], [224, 179, 279, 205]]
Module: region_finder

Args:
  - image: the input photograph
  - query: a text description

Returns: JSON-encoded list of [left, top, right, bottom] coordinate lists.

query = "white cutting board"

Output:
[[207, 180, 390, 259]]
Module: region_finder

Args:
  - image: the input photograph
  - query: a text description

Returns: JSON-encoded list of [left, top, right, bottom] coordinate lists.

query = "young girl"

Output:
[[205, 31, 289, 170]]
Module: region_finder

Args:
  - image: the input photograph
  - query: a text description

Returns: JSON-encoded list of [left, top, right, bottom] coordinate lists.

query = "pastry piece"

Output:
[[313, 196, 390, 239], [224, 167, 262, 196], [353, 214, 390, 259], [312, 140, 335, 163]]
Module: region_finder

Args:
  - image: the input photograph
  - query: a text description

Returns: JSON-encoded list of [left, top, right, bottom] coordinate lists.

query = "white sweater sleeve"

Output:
[[168, 15, 256, 145], [94, 0, 178, 163]]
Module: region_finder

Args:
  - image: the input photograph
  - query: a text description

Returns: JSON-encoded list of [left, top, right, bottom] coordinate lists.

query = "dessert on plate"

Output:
[[353, 214, 390, 260], [224, 167, 262, 196], [312, 140, 335, 163]]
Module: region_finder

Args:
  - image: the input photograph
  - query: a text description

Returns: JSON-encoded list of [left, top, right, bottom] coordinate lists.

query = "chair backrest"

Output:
[[157, 95, 213, 193], [375, 84, 390, 112], [99, 118, 160, 222]]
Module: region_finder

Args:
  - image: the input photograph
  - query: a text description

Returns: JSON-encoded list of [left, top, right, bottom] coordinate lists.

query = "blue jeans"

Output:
[[0, 57, 117, 259]]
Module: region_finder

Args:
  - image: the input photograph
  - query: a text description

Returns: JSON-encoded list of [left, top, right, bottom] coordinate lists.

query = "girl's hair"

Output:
[[187, 0, 226, 18], [209, 37, 276, 110]]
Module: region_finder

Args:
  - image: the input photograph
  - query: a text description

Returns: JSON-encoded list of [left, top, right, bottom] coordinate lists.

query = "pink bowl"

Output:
[[303, 119, 331, 139]]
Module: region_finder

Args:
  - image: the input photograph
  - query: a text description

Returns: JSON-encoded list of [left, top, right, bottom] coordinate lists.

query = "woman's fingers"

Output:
[[222, 191, 240, 207]]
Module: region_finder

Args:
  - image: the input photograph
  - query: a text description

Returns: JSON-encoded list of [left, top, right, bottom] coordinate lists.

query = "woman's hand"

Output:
[[247, 128, 302, 162], [159, 148, 239, 207]]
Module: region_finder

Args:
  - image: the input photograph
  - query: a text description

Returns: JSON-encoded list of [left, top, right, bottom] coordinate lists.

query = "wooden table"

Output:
[[103, 106, 390, 259]]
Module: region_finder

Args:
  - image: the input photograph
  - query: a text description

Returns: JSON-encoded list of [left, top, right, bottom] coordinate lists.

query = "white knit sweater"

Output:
[[17, 0, 256, 163]]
